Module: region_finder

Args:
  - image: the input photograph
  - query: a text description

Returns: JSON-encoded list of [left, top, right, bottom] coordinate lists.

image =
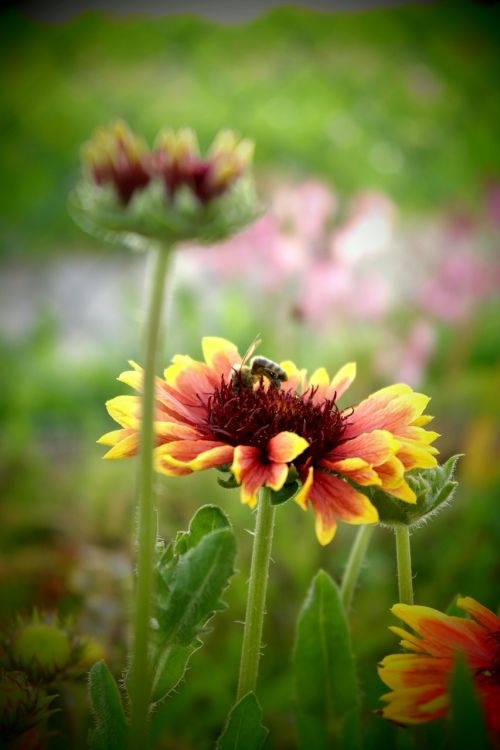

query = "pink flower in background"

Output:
[[396, 320, 437, 387], [330, 191, 395, 265], [419, 250, 494, 323], [272, 179, 336, 241], [186, 213, 304, 288]]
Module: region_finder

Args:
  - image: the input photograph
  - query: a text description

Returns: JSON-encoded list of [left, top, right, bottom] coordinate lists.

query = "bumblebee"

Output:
[[231, 337, 288, 391]]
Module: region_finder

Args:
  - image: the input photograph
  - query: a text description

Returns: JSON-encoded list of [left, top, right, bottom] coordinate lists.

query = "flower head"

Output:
[[99, 337, 438, 544], [378, 598, 500, 741], [72, 122, 258, 246]]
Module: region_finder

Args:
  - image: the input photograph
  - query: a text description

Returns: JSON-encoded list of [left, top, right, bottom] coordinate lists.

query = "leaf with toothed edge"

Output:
[[141, 505, 237, 706], [217, 692, 269, 750], [367, 455, 462, 528]]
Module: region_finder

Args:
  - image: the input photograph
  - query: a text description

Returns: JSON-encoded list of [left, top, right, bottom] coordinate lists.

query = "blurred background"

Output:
[[0, 1, 499, 748]]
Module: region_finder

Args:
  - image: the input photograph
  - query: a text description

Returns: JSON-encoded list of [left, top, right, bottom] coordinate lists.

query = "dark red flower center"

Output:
[[202, 376, 349, 467]]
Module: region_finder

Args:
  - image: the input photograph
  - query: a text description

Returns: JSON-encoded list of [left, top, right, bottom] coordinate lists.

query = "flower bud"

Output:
[[368, 454, 461, 528], [81, 120, 150, 205], [12, 624, 71, 681], [71, 122, 259, 247]]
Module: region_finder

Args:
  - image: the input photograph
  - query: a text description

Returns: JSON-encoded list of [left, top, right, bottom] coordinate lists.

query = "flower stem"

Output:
[[237, 487, 276, 701], [128, 245, 169, 748], [340, 524, 374, 612], [395, 526, 414, 605]]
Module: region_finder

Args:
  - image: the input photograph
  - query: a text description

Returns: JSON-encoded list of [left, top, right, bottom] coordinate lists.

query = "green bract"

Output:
[[368, 455, 462, 528], [69, 177, 259, 248]]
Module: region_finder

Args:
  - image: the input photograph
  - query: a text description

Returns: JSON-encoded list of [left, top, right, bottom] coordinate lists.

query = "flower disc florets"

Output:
[[204, 377, 346, 465], [99, 337, 439, 544]]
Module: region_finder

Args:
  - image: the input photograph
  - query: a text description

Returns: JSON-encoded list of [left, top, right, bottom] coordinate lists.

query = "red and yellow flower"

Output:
[[378, 598, 500, 740], [99, 337, 438, 544]]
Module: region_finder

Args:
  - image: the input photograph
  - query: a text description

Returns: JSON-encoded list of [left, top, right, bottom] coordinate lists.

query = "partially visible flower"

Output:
[[152, 128, 254, 204], [1, 612, 102, 684], [99, 337, 438, 544], [378, 597, 500, 741], [81, 120, 150, 205], [72, 122, 258, 246], [0, 670, 55, 746]]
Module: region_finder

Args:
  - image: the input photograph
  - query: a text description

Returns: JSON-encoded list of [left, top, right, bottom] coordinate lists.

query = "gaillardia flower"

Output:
[[72, 122, 258, 246], [378, 598, 500, 739], [99, 337, 438, 544]]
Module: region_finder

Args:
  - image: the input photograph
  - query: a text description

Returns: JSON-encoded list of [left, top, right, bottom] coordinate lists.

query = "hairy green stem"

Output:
[[340, 524, 375, 612], [128, 246, 169, 748], [395, 525, 414, 605], [237, 488, 276, 700]]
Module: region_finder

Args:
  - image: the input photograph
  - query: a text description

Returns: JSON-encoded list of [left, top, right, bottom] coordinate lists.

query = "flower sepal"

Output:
[[367, 454, 461, 528]]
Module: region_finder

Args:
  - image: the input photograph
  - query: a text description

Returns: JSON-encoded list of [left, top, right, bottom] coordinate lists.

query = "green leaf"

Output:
[[293, 570, 360, 750], [150, 640, 201, 703], [175, 504, 231, 554], [369, 455, 462, 528], [448, 655, 489, 750], [217, 692, 269, 750], [156, 527, 236, 645], [218, 474, 240, 490], [89, 661, 128, 750], [145, 506, 237, 704], [269, 480, 300, 506]]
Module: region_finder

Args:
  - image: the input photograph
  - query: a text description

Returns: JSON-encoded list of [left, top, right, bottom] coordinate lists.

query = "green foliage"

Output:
[[217, 692, 269, 750], [268, 480, 301, 507], [0, 669, 57, 741], [448, 656, 489, 750], [369, 455, 461, 528], [89, 661, 128, 750], [293, 570, 360, 750], [2, 3, 500, 255], [149, 505, 237, 703]]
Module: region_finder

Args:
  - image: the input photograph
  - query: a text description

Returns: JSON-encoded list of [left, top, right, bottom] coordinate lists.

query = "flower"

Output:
[[73, 122, 258, 246], [152, 128, 254, 204], [378, 598, 500, 740], [81, 120, 151, 205], [99, 337, 438, 544]]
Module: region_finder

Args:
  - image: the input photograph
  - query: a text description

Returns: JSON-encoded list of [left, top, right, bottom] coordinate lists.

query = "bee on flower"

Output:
[[99, 337, 438, 545]]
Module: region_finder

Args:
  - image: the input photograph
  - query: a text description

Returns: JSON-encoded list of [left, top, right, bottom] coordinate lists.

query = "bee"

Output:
[[231, 336, 288, 391]]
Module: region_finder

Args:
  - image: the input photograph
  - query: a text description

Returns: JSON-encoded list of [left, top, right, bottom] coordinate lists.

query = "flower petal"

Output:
[[202, 336, 240, 375], [458, 597, 500, 630], [327, 361, 356, 400], [268, 431, 309, 463], [102, 431, 139, 459], [231, 445, 291, 506]]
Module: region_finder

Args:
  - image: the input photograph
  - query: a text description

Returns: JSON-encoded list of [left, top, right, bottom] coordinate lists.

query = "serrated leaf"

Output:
[[269, 480, 300, 506], [369, 455, 462, 528], [156, 527, 236, 646], [448, 656, 489, 750], [150, 639, 201, 704], [175, 505, 231, 554], [293, 570, 360, 750], [89, 661, 127, 750], [146, 507, 237, 704], [217, 692, 269, 750]]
